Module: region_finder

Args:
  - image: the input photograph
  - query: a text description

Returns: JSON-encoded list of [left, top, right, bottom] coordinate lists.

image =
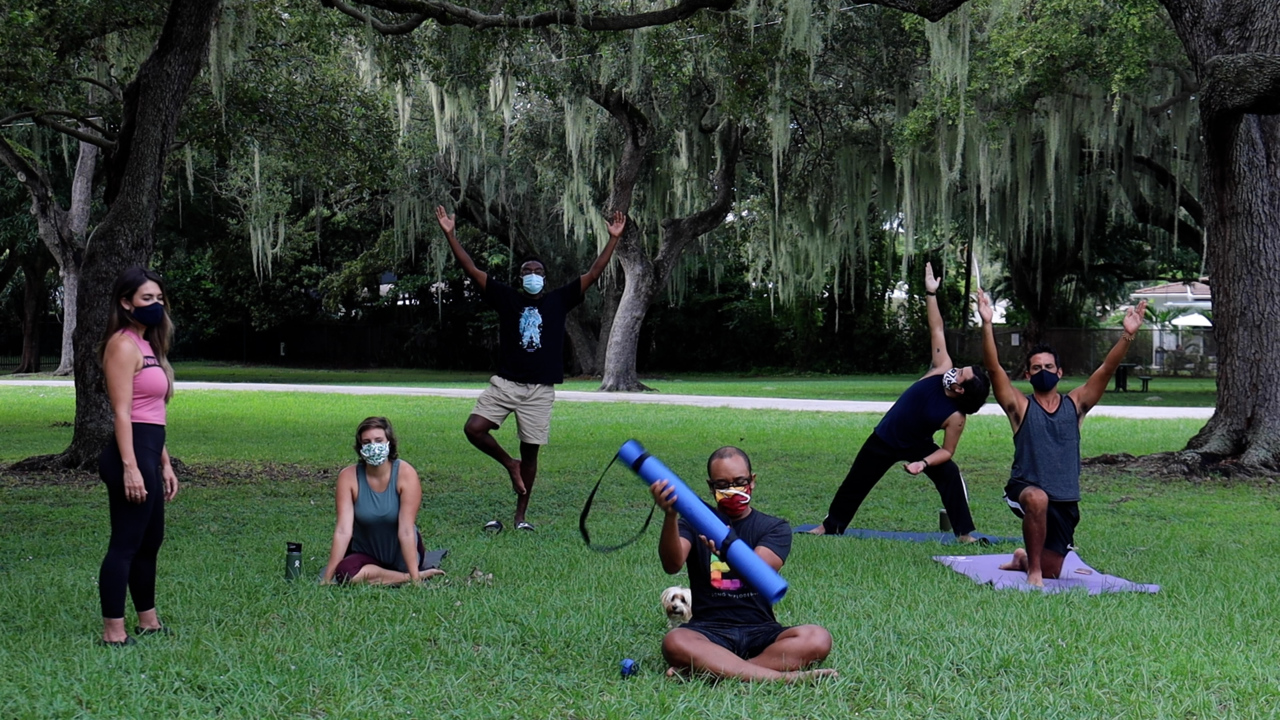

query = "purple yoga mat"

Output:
[[933, 551, 1159, 594]]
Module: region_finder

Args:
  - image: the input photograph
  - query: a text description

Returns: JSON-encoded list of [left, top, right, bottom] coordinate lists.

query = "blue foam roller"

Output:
[[618, 440, 788, 604]]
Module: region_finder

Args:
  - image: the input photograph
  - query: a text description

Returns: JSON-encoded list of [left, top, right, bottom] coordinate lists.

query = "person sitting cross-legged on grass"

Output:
[[651, 446, 836, 683], [809, 261, 991, 541], [321, 417, 443, 586], [977, 287, 1147, 586]]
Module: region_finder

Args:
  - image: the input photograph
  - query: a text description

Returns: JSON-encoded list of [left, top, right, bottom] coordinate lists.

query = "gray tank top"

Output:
[[1011, 393, 1081, 502], [349, 460, 416, 572]]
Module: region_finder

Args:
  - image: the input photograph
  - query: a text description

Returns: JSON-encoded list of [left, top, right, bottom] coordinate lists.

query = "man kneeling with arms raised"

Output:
[[650, 446, 836, 682]]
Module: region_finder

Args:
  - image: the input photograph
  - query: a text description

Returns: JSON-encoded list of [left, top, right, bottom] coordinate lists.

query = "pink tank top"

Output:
[[121, 328, 168, 425]]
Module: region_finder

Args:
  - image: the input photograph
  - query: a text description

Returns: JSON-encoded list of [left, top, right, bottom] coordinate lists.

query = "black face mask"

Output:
[[1029, 369, 1060, 393], [131, 303, 166, 327]]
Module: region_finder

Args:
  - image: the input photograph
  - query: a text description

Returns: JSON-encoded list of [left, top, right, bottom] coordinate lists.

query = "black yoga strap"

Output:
[[579, 453, 658, 553]]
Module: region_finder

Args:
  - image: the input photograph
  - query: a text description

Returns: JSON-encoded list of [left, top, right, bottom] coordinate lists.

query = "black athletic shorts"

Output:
[[1003, 479, 1080, 556], [681, 620, 789, 660]]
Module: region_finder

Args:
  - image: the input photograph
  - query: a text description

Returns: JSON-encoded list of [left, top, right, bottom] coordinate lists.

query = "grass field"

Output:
[[1, 385, 1274, 719]]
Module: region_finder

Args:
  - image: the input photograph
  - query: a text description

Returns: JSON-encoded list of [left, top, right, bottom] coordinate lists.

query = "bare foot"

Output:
[[782, 668, 839, 683], [1026, 570, 1045, 587], [998, 548, 1028, 571], [503, 458, 526, 495], [665, 666, 680, 678], [806, 526, 827, 535], [956, 534, 979, 543]]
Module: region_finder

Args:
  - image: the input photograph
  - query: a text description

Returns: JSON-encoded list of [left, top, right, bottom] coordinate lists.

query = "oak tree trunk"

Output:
[[1162, 0, 1280, 472], [15, 254, 52, 374], [14, 0, 222, 470]]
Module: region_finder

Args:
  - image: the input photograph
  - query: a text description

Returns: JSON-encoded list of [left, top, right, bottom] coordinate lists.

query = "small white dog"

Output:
[[661, 586, 692, 627]]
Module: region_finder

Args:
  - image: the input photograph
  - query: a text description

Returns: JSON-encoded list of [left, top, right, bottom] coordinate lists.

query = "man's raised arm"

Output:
[[580, 211, 627, 294], [977, 286, 1024, 426], [924, 261, 953, 373], [1071, 299, 1147, 417], [436, 205, 487, 291]]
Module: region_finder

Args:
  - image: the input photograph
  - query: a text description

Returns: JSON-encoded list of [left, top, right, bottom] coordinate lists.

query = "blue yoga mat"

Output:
[[793, 524, 1020, 545]]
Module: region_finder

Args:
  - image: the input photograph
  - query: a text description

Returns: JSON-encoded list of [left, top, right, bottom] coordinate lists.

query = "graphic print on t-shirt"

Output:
[[518, 306, 543, 350], [709, 554, 743, 591]]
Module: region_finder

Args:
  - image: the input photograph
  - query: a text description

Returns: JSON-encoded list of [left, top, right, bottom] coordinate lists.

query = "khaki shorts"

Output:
[[471, 376, 555, 445]]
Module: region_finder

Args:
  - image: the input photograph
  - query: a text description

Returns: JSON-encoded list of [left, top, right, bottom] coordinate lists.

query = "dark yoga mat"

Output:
[[933, 551, 1159, 594], [794, 524, 1020, 545]]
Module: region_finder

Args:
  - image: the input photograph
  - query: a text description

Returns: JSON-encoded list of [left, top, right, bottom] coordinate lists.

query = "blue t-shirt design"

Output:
[[518, 307, 543, 351]]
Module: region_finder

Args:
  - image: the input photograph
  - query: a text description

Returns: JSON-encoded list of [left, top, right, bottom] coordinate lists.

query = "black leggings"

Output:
[[98, 423, 166, 619], [822, 431, 975, 536]]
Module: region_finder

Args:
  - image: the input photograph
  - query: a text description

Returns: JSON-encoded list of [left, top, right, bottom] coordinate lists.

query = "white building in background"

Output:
[[1129, 281, 1213, 369]]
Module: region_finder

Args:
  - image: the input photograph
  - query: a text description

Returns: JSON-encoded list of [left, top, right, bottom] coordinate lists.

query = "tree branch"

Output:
[[1201, 53, 1280, 116], [323, 0, 736, 32], [0, 133, 50, 199], [35, 112, 117, 142], [1131, 154, 1204, 226], [320, 0, 431, 33], [654, 122, 743, 280], [1146, 89, 1195, 116], [75, 76, 124, 102], [590, 88, 653, 214]]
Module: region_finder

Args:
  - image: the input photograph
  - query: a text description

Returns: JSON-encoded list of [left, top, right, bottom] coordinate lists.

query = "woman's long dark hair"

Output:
[[98, 266, 175, 401]]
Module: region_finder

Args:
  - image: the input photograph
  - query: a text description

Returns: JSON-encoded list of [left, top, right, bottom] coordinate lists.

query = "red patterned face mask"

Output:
[[714, 488, 752, 515]]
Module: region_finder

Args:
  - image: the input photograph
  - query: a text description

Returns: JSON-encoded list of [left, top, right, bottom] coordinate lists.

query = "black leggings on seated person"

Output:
[[98, 423, 166, 619]]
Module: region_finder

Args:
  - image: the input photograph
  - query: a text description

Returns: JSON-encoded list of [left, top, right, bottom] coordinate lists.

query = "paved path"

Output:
[[1, 379, 1215, 419]]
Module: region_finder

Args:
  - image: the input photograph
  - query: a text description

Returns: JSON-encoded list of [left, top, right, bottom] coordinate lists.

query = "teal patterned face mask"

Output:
[[360, 442, 390, 466]]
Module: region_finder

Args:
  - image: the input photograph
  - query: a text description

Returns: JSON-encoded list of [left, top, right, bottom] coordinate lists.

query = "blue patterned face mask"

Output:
[[360, 442, 390, 466], [522, 274, 545, 294]]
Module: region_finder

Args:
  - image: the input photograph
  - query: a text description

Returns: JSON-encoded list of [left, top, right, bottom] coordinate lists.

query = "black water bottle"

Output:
[[285, 541, 303, 581]]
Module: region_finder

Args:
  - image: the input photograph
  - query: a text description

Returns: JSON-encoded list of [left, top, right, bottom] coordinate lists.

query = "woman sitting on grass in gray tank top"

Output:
[[321, 417, 443, 585]]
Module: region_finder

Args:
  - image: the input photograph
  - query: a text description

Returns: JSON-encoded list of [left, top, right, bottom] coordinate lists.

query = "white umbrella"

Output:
[[1171, 312, 1213, 327]]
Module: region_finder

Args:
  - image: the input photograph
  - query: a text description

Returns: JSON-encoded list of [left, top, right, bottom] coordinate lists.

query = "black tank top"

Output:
[[1011, 394, 1081, 501]]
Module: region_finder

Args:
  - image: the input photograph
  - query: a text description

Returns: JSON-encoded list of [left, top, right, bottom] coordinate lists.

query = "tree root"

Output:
[[598, 380, 657, 392], [1083, 451, 1278, 482]]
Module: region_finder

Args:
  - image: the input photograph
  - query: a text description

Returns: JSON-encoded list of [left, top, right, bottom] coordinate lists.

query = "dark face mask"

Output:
[[131, 303, 166, 327], [1029, 369, 1060, 393]]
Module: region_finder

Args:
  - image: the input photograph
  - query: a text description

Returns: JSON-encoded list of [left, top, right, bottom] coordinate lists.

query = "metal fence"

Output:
[[945, 327, 1217, 377]]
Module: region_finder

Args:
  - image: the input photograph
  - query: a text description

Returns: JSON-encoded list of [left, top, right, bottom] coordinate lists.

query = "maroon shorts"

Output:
[[333, 536, 425, 583]]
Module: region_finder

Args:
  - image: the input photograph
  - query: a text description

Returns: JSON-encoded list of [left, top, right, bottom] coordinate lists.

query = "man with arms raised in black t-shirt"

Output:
[[436, 205, 626, 531], [650, 446, 836, 682], [977, 285, 1147, 586]]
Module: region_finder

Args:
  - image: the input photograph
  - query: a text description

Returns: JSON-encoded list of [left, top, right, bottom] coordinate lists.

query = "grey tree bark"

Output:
[[598, 105, 744, 392], [13, 0, 223, 470], [1161, 0, 1280, 472], [0, 134, 97, 377]]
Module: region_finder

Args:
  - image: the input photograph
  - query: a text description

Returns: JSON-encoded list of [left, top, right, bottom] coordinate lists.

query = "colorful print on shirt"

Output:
[[710, 555, 744, 591], [518, 306, 543, 351]]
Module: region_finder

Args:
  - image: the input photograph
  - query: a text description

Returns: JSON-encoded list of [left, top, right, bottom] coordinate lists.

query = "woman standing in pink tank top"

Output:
[[97, 267, 178, 647]]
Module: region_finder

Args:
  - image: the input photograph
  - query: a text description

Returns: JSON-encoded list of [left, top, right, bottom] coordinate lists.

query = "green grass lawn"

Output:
[[1, 385, 1273, 718]]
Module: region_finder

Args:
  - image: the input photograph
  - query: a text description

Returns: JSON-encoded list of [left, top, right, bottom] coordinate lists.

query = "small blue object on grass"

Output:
[[620, 659, 637, 677]]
